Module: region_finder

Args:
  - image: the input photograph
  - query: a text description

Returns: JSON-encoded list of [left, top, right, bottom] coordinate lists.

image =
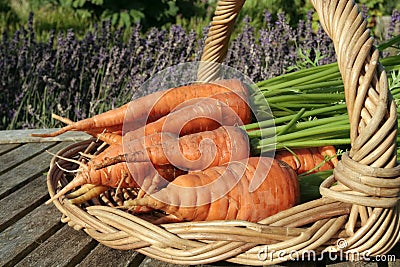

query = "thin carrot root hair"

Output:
[[31, 125, 75, 137], [55, 162, 81, 173], [78, 152, 96, 160], [52, 114, 74, 125], [46, 171, 90, 205], [67, 184, 98, 198], [47, 114, 124, 143], [46, 150, 89, 171], [68, 185, 110, 204]]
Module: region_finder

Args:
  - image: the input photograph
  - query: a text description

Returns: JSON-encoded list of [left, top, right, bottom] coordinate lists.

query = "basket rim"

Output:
[[46, 0, 400, 265]]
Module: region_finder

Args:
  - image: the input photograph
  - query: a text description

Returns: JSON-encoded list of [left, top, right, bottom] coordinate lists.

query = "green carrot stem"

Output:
[[277, 108, 306, 136], [272, 103, 334, 109], [290, 117, 349, 134], [259, 78, 342, 93], [257, 137, 350, 155], [243, 104, 348, 131], [247, 114, 348, 139], [299, 170, 334, 183], [258, 139, 351, 153], [385, 64, 400, 71], [301, 72, 342, 86], [256, 62, 338, 87], [258, 124, 350, 146], [267, 93, 345, 103], [257, 65, 340, 90], [292, 80, 343, 91], [377, 35, 400, 51], [279, 121, 350, 142], [381, 55, 400, 66], [261, 83, 344, 98], [253, 114, 348, 138], [390, 87, 400, 96], [267, 103, 296, 113], [275, 139, 352, 149], [256, 55, 398, 89]]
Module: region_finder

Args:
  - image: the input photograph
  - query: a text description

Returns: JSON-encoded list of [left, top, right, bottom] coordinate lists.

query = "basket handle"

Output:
[[311, 0, 399, 207], [199, 0, 399, 207], [197, 0, 245, 82]]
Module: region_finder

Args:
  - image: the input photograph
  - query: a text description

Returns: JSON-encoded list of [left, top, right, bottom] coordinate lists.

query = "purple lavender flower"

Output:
[[360, 4, 369, 21], [1, 8, 395, 130], [387, 10, 400, 39]]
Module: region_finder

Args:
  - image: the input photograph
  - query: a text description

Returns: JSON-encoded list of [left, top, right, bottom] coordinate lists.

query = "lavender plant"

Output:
[[0, 9, 398, 130], [0, 14, 200, 130], [225, 11, 336, 80]]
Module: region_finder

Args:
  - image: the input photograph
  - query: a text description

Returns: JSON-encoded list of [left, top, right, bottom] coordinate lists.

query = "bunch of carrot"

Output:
[[35, 76, 345, 224], [39, 53, 400, 223]]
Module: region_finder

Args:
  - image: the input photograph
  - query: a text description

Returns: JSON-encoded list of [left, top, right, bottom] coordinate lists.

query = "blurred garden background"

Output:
[[0, 0, 399, 130]]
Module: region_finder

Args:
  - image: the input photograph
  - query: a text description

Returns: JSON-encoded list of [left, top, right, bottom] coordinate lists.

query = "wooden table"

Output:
[[1, 129, 399, 267]]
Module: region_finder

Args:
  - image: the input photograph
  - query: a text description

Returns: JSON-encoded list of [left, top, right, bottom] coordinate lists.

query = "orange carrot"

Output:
[[96, 132, 123, 146], [91, 131, 178, 166], [32, 79, 249, 138], [274, 146, 338, 175], [122, 91, 252, 140], [123, 157, 300, 223], [31, 105, 128, 137], [49, 114, 123, 144], [47, 160, 185, 205], [318, 146, 339, 166], [46, 132, 183, 204], [96, 126, 250, 172]]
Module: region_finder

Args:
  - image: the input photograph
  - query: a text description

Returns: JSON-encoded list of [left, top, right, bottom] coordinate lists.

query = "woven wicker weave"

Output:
[[47, 0, 400, 265]]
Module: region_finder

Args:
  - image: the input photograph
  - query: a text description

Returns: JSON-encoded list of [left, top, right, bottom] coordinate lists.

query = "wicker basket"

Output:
[[47, 0, 400, 265]]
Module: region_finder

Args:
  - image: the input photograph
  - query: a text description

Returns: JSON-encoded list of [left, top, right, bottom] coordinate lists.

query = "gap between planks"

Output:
[[0, 143, 21, 156], [0, 203, 65, 267], [0, 141, 75, 200], [0, 141, 58, 176], [0, 174, 50, 232]]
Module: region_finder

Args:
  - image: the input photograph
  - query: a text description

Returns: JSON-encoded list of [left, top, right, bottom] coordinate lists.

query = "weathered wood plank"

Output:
[[77, 244, 145, 267], [0, 141, 73, 199], [279, 261, 319, 267], [199, 259, 312, 266], [387, 242, 400, 267], [0, 203, 63, 267], [0, 143, 20, 156], [0, 174, 48, 232], [388, 259, 400, 267], [139, 257, 191, 267], [0, 142, 56, 174], [325, 261, 378, 266], [14, 225, 96, 267], [0, 128, 91, 144]]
